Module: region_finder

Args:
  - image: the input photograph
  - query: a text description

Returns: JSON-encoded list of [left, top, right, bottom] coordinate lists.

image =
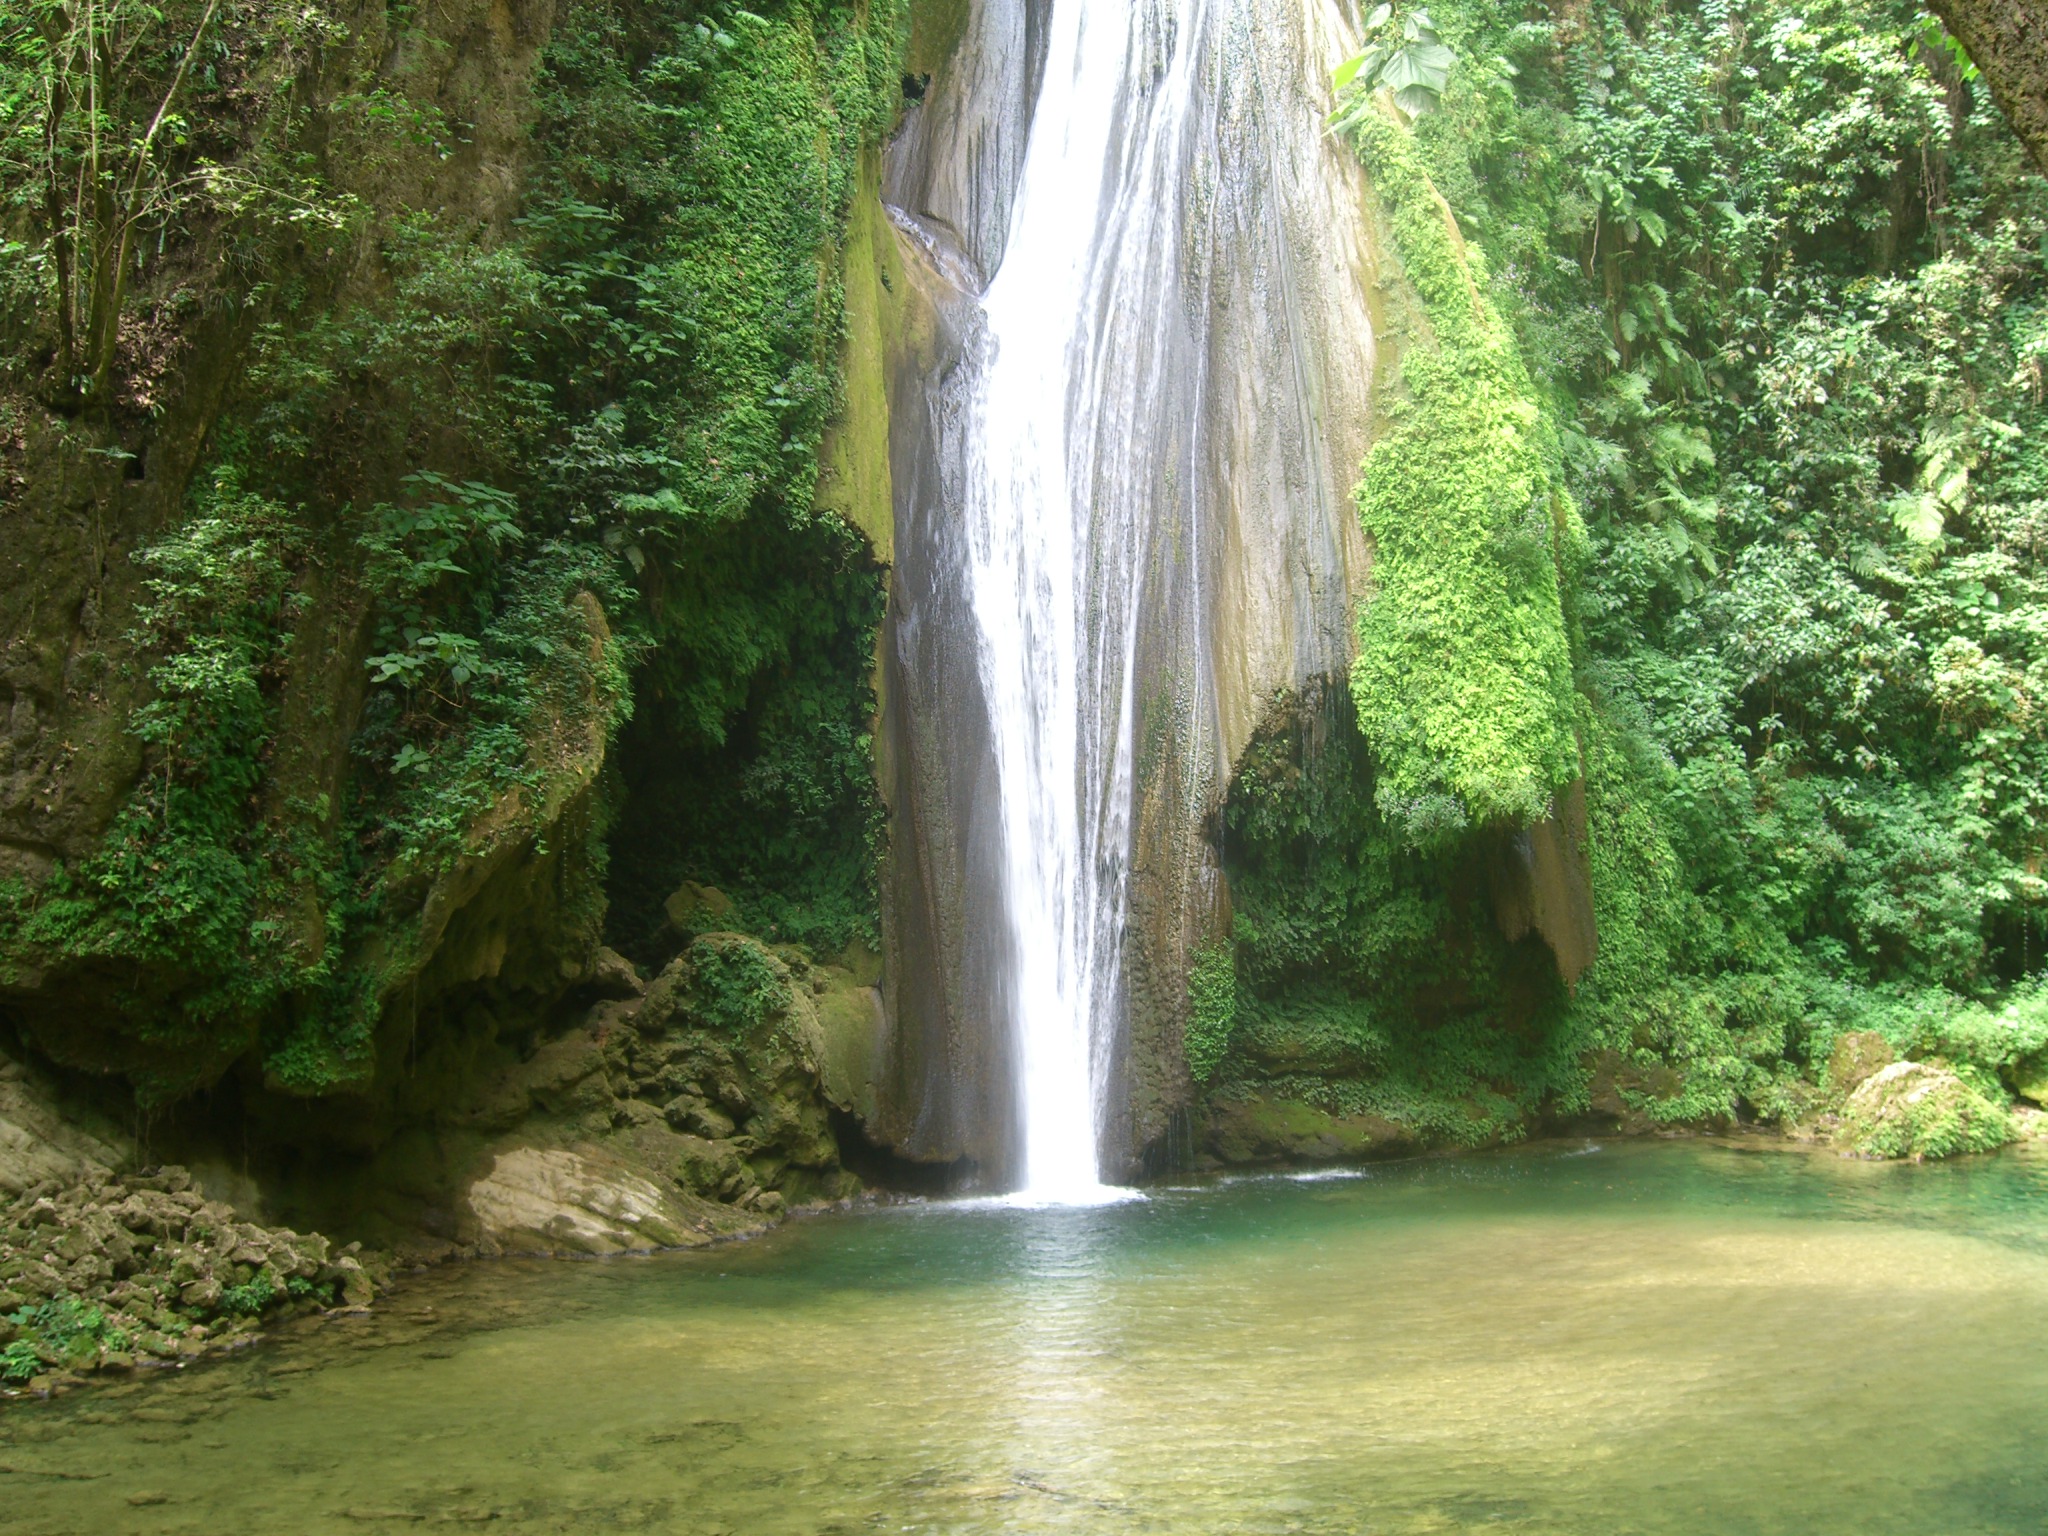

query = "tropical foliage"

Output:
[[1219, 0, 2048, 1138]]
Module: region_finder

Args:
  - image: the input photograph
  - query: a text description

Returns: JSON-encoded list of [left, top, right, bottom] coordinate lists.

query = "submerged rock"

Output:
[[1834, 1061, 2014, 1161]]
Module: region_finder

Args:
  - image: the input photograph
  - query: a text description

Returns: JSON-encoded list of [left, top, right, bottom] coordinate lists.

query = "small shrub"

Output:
[[219, 1275, 278, 1317], [688, 936, 791, 1034], [1, 1338, 42, 1382]]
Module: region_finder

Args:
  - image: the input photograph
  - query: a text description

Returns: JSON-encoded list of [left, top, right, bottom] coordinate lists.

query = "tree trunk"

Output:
[[1930, 0, 2048, 171]]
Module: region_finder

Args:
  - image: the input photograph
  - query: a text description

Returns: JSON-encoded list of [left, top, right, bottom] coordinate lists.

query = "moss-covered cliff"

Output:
[[1192, 0, 2048, 1167], [0, 0, 908, 1245], [0, 1, 924, 1394]]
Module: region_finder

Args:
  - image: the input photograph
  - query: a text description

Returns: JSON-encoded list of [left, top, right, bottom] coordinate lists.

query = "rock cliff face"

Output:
[[0, 0, 903, 1212], [1929, 0, 2048, 172]]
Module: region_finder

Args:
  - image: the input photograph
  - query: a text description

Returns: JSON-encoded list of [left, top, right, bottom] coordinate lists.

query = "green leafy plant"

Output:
[[688, 935, 792, 1035], [1186, 943, 1240, 1085], [1332, 5, 1457, 125], [1, 1339, 41, 1382], [219, 1274, 277, 1316]]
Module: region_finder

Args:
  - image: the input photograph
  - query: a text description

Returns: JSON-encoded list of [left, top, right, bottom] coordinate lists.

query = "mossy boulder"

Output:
[[1206, 1094, 1416, 1166], [662, 882, 736, 937], [2006, 1048, 2048, 1106], [1827, 1031, 1897, 1097], [1834, 1061, 2014, 1160]]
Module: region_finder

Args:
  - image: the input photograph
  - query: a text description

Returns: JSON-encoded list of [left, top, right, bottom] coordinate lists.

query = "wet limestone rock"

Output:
[[1489, 779, 1600, 985], [873, 0, 1395, 1182], [1835, 1061, 2014, 1160], [463, 1146, 708, 1256], [810, 962, 887, 1130]]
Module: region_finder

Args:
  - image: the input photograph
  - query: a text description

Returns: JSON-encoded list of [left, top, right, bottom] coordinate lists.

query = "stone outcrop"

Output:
[[1489, 780, 1600, 987], [403, 935, 861, 1258], [1204, 1095, 1417, 1167], [465, 1146, 713, 1257], [1834, 1061, 2014, 1161], [0, 1046, 131, 1198]]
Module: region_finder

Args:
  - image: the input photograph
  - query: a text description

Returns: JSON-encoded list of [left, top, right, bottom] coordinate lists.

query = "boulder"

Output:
[[1206, 1094, 1415, 1165], [812, 965, 886, 1126], [515, 1030, 613, 1117], [2007, 1048, 2048, 1106], [463, 1145, 707, 1256], [585, 946, 646, 1000], [662, 882, 735, 936], [1834, 1061, 2015, 1160], [1827, 1031, 1896, 1097]]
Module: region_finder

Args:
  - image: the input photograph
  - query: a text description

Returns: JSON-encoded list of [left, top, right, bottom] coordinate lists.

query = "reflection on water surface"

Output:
[[6, 1139, 2048, 1534]]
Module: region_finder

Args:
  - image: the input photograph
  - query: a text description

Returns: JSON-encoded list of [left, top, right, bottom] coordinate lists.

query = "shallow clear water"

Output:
[[9, 1139, 2048, 1534]]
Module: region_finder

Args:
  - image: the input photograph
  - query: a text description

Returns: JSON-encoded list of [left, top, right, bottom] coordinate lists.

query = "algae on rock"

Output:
[[1835, 1061, 2015, 1161]]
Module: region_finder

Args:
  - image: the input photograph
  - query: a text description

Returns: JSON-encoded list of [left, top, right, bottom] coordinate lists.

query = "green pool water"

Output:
[[7, 1138, 2048, 1534]]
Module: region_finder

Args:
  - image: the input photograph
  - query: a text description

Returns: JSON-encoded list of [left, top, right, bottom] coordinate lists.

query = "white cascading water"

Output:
[[964, 2, 1206, 1202]]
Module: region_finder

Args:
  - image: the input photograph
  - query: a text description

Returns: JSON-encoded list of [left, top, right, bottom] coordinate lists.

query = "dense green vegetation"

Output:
[[1214, 0, 2048, 1144], [1214, 688, 1585, 1141], [1344, 97, 1583, 847], [0, 0, 899, 1098]]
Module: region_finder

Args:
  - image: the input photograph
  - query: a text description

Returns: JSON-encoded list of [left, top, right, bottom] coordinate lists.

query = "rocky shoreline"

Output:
[[0, 927, 877, 1401], [8, 990, 2045, 1406], [0, 1164, 383, 1397]]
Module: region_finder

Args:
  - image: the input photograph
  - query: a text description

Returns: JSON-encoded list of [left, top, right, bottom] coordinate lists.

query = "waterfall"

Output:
[[962, 3, 1204, 1201], [873, 0, 1380, 1189]]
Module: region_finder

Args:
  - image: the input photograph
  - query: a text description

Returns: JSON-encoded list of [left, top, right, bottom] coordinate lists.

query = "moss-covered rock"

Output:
[[2006, 1048, 2048, 1107], [1834, 1061, 2014, 1161], [0, 1163, 381, 1393], [1827, 1031, 1897, 1098], [1205, 1093, 1417, 1167], [1342, 106, 1583, 846]]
